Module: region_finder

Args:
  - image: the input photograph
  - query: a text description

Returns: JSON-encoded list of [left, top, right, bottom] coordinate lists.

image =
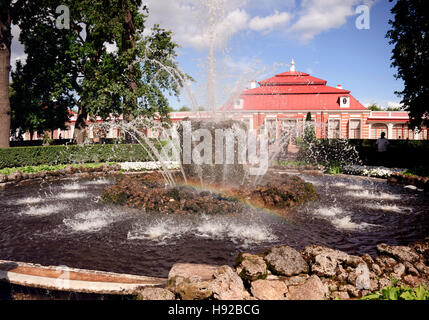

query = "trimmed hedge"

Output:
[[0, 144, 155, 169], [348, 139, 429, 168]]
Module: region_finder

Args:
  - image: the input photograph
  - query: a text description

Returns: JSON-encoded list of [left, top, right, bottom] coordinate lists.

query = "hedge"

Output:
[[0, 144, 156, 169]]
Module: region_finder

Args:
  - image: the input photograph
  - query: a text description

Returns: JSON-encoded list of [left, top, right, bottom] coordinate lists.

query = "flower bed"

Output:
[[343, 165, 405, 179]]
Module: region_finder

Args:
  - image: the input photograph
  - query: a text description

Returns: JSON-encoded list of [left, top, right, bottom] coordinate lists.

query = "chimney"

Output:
[[337, 84, 342, 89], [290, 58, 295, 72], [249, 80, 258, 89]]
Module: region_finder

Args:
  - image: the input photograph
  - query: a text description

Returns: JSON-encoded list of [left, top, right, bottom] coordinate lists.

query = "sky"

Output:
[[11, 0, 404, 111]]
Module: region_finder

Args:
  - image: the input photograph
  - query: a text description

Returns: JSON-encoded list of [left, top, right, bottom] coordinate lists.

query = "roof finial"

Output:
[[290, 58, 295, 72]]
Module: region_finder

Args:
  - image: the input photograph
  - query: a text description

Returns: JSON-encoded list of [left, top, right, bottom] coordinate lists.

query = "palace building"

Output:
[[18, 60, 427, 141]]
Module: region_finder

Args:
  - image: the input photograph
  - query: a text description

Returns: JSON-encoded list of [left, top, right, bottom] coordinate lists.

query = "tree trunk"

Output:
[[73, 107, 88, 145], [121, 1, 137, 143], [0, 1, 11, 148]]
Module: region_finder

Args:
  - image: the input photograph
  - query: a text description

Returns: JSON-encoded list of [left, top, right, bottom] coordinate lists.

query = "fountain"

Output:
[[0, 0, 428, 300]]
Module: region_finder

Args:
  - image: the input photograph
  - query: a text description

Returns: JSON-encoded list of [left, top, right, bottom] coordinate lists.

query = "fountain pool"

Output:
[[1, 172, 428, 278]]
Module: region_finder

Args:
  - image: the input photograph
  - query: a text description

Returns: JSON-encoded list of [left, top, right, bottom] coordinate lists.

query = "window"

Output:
[[328, 119, 341, 138], [349, 120, 361, 139]]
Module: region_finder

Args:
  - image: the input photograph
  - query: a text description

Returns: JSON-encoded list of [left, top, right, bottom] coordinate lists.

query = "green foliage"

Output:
[[402, 166, 429, 177], [12, 0, 190, 141], [367, 103, 382, 111], [362, 283, 429, 300], [0, 144, 156, 169], [0, 162, 115, 175], [327, 165, 342, 175], [386, 0, 429, 129]]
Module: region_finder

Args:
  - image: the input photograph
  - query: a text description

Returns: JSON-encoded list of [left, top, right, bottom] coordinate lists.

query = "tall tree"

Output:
[[13, 0, 187, 144], [386, 0, 429, 128], [0, 1, 12, 148]]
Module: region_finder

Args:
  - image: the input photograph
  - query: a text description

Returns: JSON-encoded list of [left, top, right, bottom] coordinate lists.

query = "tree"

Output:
[[386, 0, 429, 128], [13, 1, 187, 144], [179, 106, 191, 111], [367, 103, 382, 111], [0, 1, 12, 148]]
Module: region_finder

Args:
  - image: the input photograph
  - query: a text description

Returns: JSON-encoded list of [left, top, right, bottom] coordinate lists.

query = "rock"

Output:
[[284, 274, 309, 286], [250, 280, 287, 300], [287, 275, 327, 300], [377, 243, 420, 263], [378, 276, 392, 290], [331, 291, 350, 300], [345, 255, 365, 268], [321, 279, 339, 292], [236, 253, 267, 281], [371, 263, 382, 276], [301, 245, 349, 277], [361, 254, 374, 266], [338, 284, 360, 298], [212, 266, 249, 300], [264, 246, 308, 276], [355, 263, 371, 290], [376, 255, 397, 270], [65, 166, 75, 174], [369, 279, 379, 291], [7, 171, 23, 182], [392, 263, 406, 278], [176, 280, 213, 300], [414, 262, 429, 275], [137, 287, 176, 300], [335, 265, 348, 283], [403, 275, 427, 288], [0, 174, 7, 183], [403, 262, 420, 276], [168, 263, 219, 291], [409, 240, 429, 259]]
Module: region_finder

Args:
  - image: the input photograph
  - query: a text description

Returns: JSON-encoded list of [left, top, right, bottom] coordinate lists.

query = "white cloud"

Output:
[[289, 0, 375, 42], [11, 24, 26, 68], [387, 101, 403, 109], [249, 10, 292, 33]]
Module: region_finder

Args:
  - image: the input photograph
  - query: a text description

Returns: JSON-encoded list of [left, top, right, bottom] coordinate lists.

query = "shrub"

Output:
[[0, 144, 157, 169], [362, 279, 429, 300]]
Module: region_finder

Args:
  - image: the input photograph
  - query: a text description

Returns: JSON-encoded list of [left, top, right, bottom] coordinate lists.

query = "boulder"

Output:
[[212, 266, 249, 300], [361, 254, 374, 266], [376, 243, 420, 263], [286, 275, 327, 300], [338, 284, 360, 298], [7, 171, 23, 182], [370, 263, 382, 276], [264, 246, 308, 276], [176, 280, 213, 300], [392, 263, 406, 278], [250, 280, 287, 300], [301, 245, 349, 277], [377, 276, 392, 290], [375, 255, 397, 270], [168, 263, 219, 291], [137, 287, 176, 300], [0, 174, 7, 183], [283, 274, 309, 286], [403, 262, 420, 276], [331, 291, 350, 300], [355, 263, 371, 290], [403, 275, 428, 288], [236, 253, 267, 281]]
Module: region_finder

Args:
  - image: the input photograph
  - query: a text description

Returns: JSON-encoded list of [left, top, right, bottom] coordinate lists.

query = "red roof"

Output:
[[224, 68, 367, 112], [238, 94, 366, 111]]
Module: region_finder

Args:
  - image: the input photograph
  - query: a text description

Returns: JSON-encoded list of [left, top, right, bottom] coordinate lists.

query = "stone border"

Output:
[[388, 172, 429, 191], [1, 241, 427, 300]]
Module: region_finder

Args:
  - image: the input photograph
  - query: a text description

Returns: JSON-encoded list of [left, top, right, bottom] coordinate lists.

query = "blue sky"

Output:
[[142, 0, 403, 111]]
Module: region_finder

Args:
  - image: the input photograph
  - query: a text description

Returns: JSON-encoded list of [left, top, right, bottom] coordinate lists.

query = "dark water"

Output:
[[0, 173, 428, 278]]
